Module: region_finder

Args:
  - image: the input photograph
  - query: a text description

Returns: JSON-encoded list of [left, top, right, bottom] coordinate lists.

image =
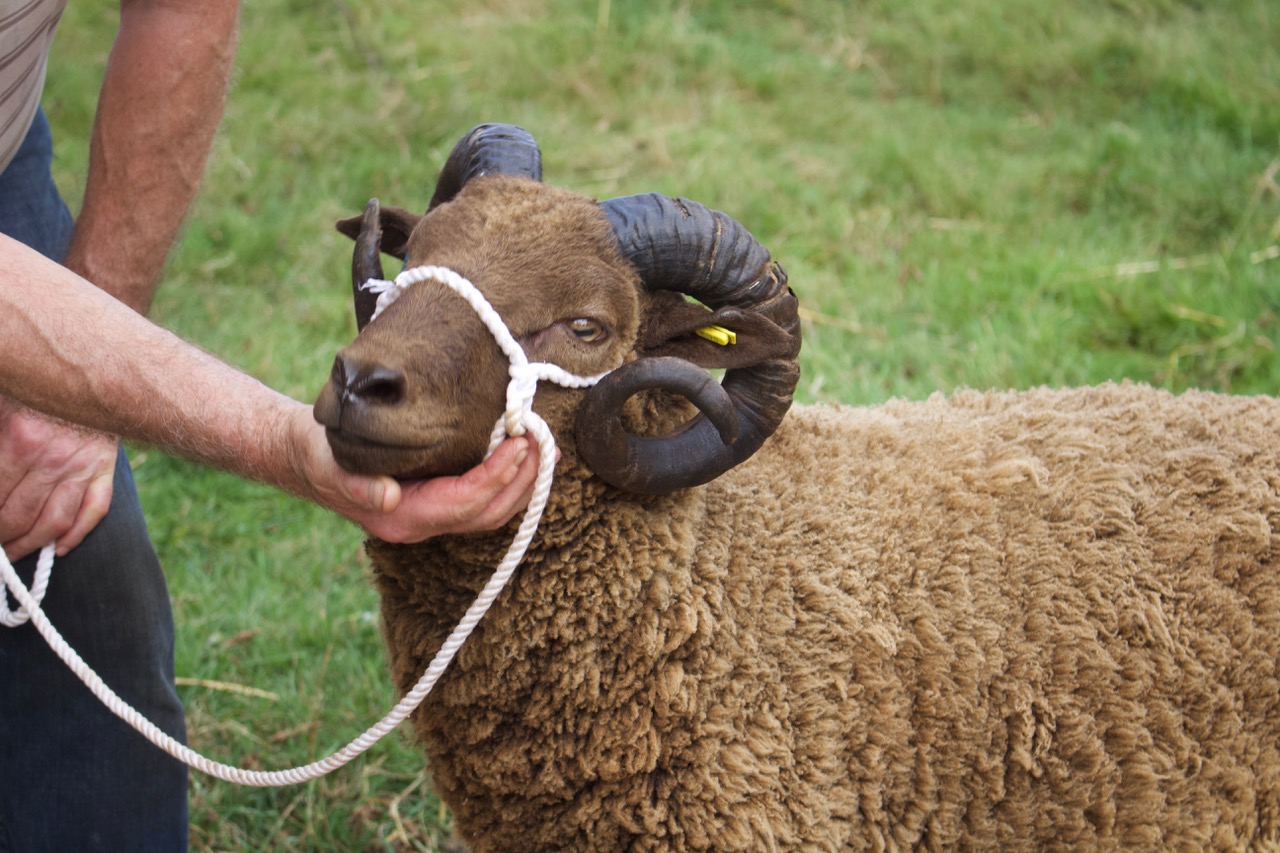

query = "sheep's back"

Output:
[[724, 382, 1280, 849], [371, 383, 1279, 851]]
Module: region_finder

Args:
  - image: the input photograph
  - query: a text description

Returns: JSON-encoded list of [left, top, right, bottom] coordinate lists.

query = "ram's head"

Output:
[[314, 124, 801, 495]]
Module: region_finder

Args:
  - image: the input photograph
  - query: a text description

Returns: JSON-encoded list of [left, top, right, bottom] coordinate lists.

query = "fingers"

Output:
[[54, 466, 115, 556], [3, 472, 113, 561], [0, 468, 47, 549], [368, 476, 399, 514], [2, 481, 57, 562], [354, 436, 547, 543], [402, 437, 535, 537], [0, 413, 119, 560], [459, 437, 544, 525], [340, 471, 400, 515], [451, 436, 542, 531]]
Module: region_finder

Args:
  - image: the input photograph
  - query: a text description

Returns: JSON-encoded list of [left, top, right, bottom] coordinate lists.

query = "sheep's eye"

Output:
[[568, 318, 606, 343]]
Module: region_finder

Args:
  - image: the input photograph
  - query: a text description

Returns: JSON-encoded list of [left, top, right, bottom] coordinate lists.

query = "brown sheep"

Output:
[[314, 124, 1280, 851]]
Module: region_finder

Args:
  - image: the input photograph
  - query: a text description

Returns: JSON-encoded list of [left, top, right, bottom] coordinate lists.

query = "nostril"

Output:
[[350, 364, 407, 406], [335, 355, 407, 406]]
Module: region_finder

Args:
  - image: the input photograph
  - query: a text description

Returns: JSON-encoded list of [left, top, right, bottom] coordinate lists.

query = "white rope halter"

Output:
[[0, 265, 608, 786]]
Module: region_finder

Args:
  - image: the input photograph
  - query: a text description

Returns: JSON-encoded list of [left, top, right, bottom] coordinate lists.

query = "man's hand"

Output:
[[284, 407, 543, 543], [0, 400, 118, 561]]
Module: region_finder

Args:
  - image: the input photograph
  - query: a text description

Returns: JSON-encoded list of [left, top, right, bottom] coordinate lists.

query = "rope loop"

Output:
[[1, 265, 609, 787], [0, 543, 53, 627]]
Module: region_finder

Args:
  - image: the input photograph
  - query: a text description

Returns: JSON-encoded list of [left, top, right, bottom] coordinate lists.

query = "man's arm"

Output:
[[63, 0, 239, 311], [0, 0, 240, 559], [0, 234, 541, 548]]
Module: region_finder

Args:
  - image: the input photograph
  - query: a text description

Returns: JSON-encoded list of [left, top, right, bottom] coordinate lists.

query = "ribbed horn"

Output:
[[576, 194, 800, 495], [428, 123, 543, 211]]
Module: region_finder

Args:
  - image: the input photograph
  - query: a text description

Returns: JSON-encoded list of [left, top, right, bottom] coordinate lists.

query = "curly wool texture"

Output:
[[368, 383, 1280, 851]]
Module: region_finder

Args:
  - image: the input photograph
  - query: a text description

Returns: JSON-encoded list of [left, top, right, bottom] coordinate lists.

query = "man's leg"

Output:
[[0, 107, 188, 853]]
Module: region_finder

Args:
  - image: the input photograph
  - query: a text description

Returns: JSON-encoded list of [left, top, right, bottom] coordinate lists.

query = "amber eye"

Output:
[[568, 318, 606, 343]]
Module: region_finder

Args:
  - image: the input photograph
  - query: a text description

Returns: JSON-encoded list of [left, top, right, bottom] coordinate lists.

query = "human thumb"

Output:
[[366, 475, 402, 514]]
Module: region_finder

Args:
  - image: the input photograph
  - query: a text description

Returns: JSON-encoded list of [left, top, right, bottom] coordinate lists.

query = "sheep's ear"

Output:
[[336, 201, 423, 331], [640, 291, 797, 370], [335, 205, 421, 261]]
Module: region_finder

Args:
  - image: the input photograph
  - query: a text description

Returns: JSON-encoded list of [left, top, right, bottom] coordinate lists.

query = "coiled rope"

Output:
[[0, 265, 607, 786]]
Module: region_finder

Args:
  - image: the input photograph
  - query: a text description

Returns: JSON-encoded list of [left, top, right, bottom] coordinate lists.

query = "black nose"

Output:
[[333, 354, 407, 406]]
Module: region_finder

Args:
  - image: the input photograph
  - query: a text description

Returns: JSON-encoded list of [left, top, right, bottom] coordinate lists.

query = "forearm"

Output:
[[1, 235, 303, 493], [64, 0, 239, 312]]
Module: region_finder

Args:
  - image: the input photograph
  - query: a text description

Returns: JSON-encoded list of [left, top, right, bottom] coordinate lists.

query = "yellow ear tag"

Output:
[[696, 325, 737, 346]]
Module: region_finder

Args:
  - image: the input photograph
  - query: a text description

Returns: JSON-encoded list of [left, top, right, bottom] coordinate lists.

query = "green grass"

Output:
[[42, 0, 1278, 848]]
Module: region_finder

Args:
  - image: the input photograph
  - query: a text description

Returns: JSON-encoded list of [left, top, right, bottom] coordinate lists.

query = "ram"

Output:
[[314, 124, 1280, 852]]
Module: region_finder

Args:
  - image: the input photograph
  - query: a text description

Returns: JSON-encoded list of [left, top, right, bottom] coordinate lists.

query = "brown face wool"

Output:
[[364, 384, 1279, 852]]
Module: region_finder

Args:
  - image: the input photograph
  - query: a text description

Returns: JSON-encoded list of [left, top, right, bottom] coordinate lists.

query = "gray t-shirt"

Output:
[[0, 0, 67, 172]]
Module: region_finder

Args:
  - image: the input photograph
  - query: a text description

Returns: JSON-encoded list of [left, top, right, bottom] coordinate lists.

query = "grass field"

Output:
[[42, 0, 1278, 849]]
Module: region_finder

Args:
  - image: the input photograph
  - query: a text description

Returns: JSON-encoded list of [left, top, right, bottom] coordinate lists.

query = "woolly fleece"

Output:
[[368, 383, 1280, 851]]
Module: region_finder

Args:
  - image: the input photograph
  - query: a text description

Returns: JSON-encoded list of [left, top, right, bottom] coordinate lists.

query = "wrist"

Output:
[[254, 402, 322, 502]]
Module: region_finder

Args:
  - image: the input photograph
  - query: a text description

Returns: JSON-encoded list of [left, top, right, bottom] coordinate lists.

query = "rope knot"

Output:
[[358, 277, 400, 320], [505, 363, 540, 436]]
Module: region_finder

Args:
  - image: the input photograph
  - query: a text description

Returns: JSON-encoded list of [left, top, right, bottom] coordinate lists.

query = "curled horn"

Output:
[[427, 123, 543, 210], [576, 194, 801, 495]]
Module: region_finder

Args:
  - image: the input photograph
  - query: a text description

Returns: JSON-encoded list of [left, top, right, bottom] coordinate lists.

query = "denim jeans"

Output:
[[0, 109, 188, 852]]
